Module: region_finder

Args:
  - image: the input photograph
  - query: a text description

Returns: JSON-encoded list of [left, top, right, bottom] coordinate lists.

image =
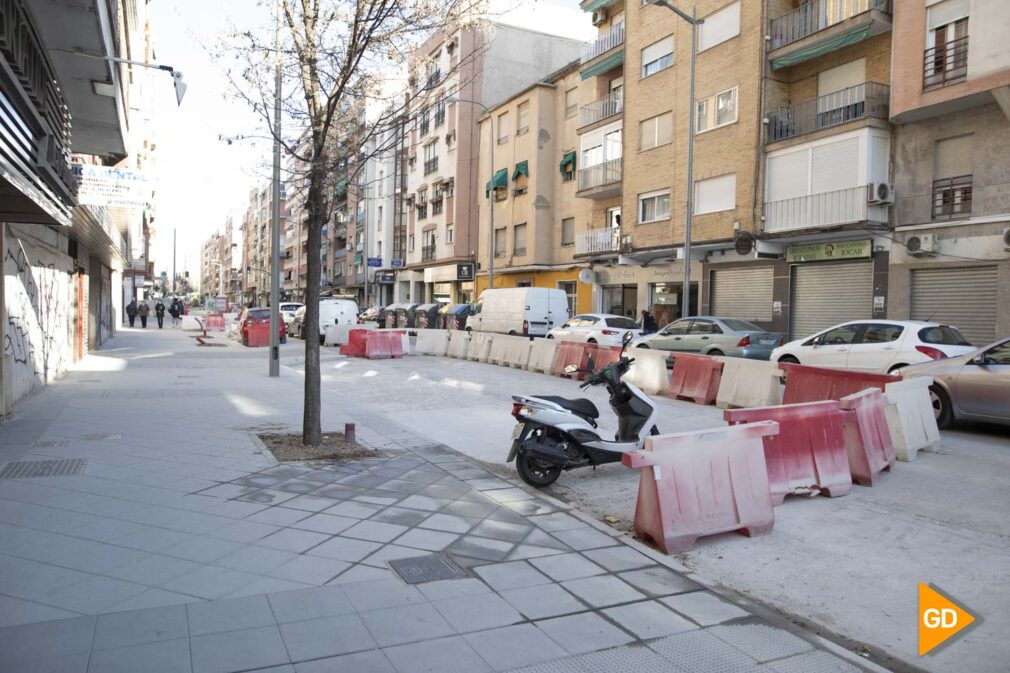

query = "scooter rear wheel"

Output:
[[516, 454, 562, 488]]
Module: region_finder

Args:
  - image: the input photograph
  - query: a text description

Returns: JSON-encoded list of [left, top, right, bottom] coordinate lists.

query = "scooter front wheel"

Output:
[[516, 453, 562, 488]]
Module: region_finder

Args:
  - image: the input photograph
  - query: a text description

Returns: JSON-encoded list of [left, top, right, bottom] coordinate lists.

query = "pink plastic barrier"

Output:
[[553, 341, 597, 380], [586, 345, 622, 373], [365, 331, 404, 359], [205, 314, 226, 331], [339, 329, 370, 357], [621, 421, 779, 553], [724, 401, 852, 505], [781, 364, 901, 404], [667, 353, 724, 405], [839, 388, 896, 487]]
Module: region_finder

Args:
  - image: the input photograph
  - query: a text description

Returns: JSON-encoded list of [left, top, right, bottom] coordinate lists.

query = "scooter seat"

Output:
[[535, 396, 600, 419]]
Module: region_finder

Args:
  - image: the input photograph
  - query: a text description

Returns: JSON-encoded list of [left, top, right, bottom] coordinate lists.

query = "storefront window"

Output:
[[602, 285, 637, 319], [558, 281, 577, 317], [651, 283, 679, 327]]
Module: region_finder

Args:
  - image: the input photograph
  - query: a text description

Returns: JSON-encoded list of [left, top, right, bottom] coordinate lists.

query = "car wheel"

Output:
[[509, 331, 517, 336], [930, 385, 953, 429], [708, 349, 725, 357], [587, 338, 597, 345], [887, 364, 907, 374], [546, 334, 554, 339], [637, 343, 649, 349], [778, 355, 799, 365]]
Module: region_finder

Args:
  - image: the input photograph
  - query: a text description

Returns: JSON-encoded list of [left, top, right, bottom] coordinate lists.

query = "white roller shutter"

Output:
[[910, 266, 997, 345], [817, 59, 867, 97], [711, 267, 774, 322], [934, 135, 975, 179], [790, 262, 873, 339], [766, 150, 809, 202], [811, 138, 859, 193]]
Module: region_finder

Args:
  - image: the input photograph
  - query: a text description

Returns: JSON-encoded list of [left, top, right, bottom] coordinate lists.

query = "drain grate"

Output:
[[31, 440, 68, 449], [389, 553, 469, 584], [0, 458, 87, 479]]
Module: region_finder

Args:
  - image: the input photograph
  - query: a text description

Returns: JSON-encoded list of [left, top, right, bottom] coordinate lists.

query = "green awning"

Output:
[[772, 25, 872, 69], [582, 0, 616, 12], [559, 151, 576, 173], [485, 168, 508, 195], [512, 161, 529, 181], [580, 49, 624, 80]]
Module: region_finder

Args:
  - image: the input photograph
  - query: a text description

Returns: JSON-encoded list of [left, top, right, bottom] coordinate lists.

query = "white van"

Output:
[[291, 299, 358, 341], [465, 288, 568, 337]]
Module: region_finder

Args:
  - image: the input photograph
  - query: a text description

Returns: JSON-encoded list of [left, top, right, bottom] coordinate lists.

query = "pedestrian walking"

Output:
[[155, 299, 166, 329], [138, 301, 150, 328], [640, 309, 658, 335], [126, 299, 137, 327], [169, 299, 181, 328]]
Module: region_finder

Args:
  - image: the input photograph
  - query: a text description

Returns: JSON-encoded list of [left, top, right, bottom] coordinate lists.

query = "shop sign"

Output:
[[391, 258, 404, 267], [367, 257, 382, 267], [457, 263, 474, 281], [73, 165, 150, 208], [375, 272, 395, 284], [785, 239, 871, 263]]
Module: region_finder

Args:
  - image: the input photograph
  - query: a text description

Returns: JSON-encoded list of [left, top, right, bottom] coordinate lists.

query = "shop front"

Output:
[[423, 262, 475, 304], [592, 261, 701, 327]]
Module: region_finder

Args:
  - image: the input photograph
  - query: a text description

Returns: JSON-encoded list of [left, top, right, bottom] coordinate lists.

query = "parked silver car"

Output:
[[900, 337, 1010, 428], [631, 316, 783, 360]]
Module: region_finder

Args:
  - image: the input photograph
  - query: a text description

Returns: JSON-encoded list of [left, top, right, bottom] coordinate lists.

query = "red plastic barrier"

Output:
[[622, 421, 780, 553], [245, 322, 270, 347], [725, 401, 852, 505], [339, 329, 370, 357], [839, 388, 896, 487], [205, 314, 226, 331], [365, 331, 405, 359], [667, 353, 724, 405], [553, 341, 597, 380], [586, 345, 622, 373], [781, 364, 900, 404]]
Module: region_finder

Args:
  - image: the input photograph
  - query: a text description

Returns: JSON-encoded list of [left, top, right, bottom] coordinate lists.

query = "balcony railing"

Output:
[[765, 185, 878, 233], [580, 90, 624, 128], [578, 158, 622, 191], [770, 0, 890, 50], [424, 157, 438, 175], [575, 228, 620, 255], [924, 36, 969, 90], [767, 82, 889, 143], [422, 245, 436, 261], [435, 109, 446, 126], [419, 120, 430, 136], [931, 175, 972, 220], [432, 200, 444, 215], [581, 22, 624, 63], [417, 205, 428, 219]]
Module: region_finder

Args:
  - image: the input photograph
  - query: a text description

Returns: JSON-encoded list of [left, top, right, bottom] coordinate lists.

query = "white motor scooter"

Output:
[[507, 331, 659, 487]]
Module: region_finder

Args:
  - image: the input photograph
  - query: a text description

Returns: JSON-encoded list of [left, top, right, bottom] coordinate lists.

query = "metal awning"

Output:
[[581, 50, 624, 80], [512, 161, 528, 181], [772, 26, 871, 70]]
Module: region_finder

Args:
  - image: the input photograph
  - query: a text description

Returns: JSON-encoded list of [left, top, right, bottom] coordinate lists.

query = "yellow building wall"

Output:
[[475, 269, 593, 315]]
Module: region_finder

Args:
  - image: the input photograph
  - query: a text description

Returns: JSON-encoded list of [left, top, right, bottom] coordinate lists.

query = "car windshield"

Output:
[[918, 325, 972, 346], [248, 309, 270, 319], [720, 319, 762, 332], [605, 317, 639, 329]]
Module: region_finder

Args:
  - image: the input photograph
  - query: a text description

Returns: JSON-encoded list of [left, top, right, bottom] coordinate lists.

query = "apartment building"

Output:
[[200, 217, 238, 305], [361, 125, 403, 307], [240, 184, 287, 306], [474, 61, 595, 317], [886, 0, 1010, 344], [401, 22, 584, 304]]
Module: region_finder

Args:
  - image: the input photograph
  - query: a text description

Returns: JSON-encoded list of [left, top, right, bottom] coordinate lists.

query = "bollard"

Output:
[[344, 423, 356, 444]]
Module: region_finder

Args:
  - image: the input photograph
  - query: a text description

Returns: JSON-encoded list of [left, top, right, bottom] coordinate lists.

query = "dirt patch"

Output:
[[258, 433, 376, 462]]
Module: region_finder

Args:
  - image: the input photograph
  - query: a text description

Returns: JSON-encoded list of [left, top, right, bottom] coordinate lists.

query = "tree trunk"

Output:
[[302, 170, 324, 445]]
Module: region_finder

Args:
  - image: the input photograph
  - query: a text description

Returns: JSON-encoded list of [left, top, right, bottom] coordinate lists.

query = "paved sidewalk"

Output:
[[0, 328, 880, 672]]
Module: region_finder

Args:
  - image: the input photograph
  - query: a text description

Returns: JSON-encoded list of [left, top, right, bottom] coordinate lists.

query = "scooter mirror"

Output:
[[622, 331, 634, 345], [563, 364, 579, 374]]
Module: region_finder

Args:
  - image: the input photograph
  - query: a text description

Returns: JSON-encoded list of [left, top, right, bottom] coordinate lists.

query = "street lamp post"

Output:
[[269, 0, 282, 378], [644, 0, 702, 318], [444, 96, 494, 289]]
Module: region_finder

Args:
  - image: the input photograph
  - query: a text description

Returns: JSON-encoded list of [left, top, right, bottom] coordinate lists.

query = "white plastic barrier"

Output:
[[467, 332, 494, 362], [487, 334, 513, 365], [415, 329, 449, 356], [886, 376, 940, 461], [181, 315, 203, 330], [623, 347, 670, 395], [504, 336, 533, 369], [400, 331, 414, 356], [715, 358, 784, 409], [324, 323, 375, 347], [527, 338, 558, 374], [447, 330, 471, 359]]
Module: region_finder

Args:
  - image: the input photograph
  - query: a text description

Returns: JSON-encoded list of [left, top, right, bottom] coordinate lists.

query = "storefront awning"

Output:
[[512, 161, 529, 181], [559, 151, 576, 174], [485, 168, 508, 194], [772, 26, 871, 69]]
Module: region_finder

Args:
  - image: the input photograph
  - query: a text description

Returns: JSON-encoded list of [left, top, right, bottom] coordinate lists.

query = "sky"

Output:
[[145, 0, 595, 285]]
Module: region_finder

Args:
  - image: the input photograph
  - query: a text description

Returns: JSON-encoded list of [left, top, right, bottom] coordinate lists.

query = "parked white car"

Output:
[[279, 302, 304, 328], [547, 313, 643, 347], [465, 287, 569, 337], [771, 320, 976, 373], [291, 299, 358, 342]]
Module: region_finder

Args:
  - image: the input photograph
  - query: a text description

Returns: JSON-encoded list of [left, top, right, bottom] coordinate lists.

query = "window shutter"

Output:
[[657, 113, 673, 146], [766, 150, 809, 202], [811, 137, 859, 193], [698, 1, 740, 52], [934, 134, 974, 179], [927, 0, 970, 30], [817, 58, 866, 96], [695, 174, 736, 214], [641, 37, 673, 65]]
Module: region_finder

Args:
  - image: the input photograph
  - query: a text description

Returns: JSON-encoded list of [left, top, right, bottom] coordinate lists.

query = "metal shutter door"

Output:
[[711, 267, 774, 322], [910, 266, 997, 345], [790, 262, 873, 339]]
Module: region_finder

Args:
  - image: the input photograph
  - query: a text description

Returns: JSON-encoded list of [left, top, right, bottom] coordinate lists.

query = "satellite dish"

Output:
[[734, 231, 755, 256], [578, 268, 596, 285]]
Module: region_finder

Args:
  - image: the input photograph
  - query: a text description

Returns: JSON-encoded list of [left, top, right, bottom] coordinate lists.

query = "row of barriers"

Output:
[[342, 328, 943, 552]]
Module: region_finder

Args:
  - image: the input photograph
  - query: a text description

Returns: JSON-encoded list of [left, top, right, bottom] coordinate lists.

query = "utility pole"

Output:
[[269, 0, 282, 377], [172, 228, 177, 295]]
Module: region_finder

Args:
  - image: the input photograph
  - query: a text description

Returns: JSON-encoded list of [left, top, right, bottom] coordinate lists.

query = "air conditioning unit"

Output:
[[906, 233, 939, 256], [591, 8, 607, 26], [868, 182, 895, 205]]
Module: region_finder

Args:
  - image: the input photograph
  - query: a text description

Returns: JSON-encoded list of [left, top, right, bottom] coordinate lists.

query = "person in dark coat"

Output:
[[154, 299, 166, 329], [640, 309, 658, 334], [138, 301, 150, 328], [126, 300, 137, 327], [168, 298, 181, 327]]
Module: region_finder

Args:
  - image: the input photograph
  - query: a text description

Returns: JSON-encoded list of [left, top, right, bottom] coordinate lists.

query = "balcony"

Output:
[[764, 185, 886, 233], [931, 176, 972, 220], [579, 90, 623, 130], [575, 228, 620, 256], [582, 23, 624, 64], [419, 120, 430, 136], [432, 200, 444, 215], [435, 109, 446, 126], [424, 157, 438, 175], [769, 0, 891, 70], [576, 158, 622, 199], [767, 82, 889, 143], [422, 245, 436, 261], [425, 69, 441, 90], [924, 37, 968, 90], [417, 205, 428, 219]]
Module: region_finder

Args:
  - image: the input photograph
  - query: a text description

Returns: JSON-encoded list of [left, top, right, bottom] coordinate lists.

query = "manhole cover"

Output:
[[0, 458, 87, 479], [389, 553, 469, 584], [31, 440, 68, 449], [82, 433, 122, 441]]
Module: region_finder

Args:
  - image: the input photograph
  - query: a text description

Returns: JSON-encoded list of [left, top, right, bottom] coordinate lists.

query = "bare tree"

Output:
[[224, 0, 487, 445]]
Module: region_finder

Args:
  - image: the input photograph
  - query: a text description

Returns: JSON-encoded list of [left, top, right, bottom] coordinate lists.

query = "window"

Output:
[[419, 107, 430, 135], [933, 134, 974, 219], [606, 317, 639, 329], [689, 320, 723, 335], [516, 280, 533, 288], [694, 173, 736, 214], [494, 228, 506, 257], [698, 1, 740, 52], [641, 36, 673, 77], [860, 324, 903, 344], [408, 234, 415, 252], [661, 320, 691, 335], [696, 87, 738, 133], [918, 325, 971, 346], [378, 171, 384, 197], [517, 102, 530, 135], [446, 225, 454, 243], [377, 205, 383, 229], [497, 112, 509, 144], [638, 190, 670, 223], [639, 112, 673, 150], [561, 217, 575, 246], [810, 324, 861, 346], [565, 88, 578, 117], [513, 223, 527, 255], [558, 281, 577, 317]]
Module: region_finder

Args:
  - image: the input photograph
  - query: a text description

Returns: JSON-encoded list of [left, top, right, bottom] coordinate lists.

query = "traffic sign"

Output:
[[367, 257, 382, 267]]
